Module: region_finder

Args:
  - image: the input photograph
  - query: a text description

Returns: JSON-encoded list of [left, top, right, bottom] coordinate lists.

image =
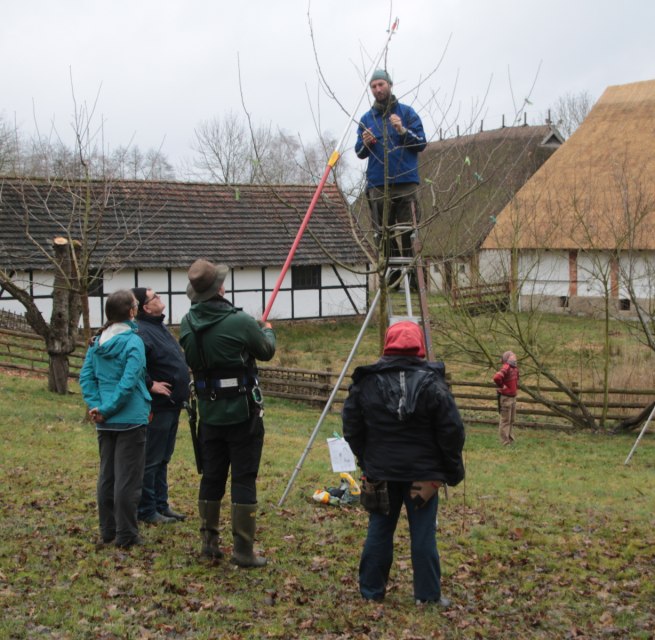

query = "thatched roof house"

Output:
[[418, 124, 563, 288], [481, 79, 655, 315], [419, 124, 562, 257], [349, 123, 563, 291]]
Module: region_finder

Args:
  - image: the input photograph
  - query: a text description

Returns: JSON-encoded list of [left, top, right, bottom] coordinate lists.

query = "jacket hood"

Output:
[[502, 351, 518, 367], [383, 321, 426, 358], [94, 321, 138, 358], [185, 298, 237, 331]]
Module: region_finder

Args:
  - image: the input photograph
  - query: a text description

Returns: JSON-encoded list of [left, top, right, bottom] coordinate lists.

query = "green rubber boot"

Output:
[[198, 499, 223, 559], [231, 503, 267, 568]]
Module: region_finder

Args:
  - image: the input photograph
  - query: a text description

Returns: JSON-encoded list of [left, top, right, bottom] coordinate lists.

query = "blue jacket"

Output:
[[80, 321, 151, 429], [135, 313, 190, 412], [355, 98, 426, 189]]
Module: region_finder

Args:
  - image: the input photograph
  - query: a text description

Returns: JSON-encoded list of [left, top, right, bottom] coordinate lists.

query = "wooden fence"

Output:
[[451, 281, 511, 314], [1, 326, 653, 430]]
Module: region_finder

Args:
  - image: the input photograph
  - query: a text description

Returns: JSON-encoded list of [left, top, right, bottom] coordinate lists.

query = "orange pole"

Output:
[[261, 18, 399, 321], [262, 151, 339, 320]]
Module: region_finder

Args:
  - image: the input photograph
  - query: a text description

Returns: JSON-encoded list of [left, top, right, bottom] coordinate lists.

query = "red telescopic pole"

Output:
[[261, 18, 399, 321]]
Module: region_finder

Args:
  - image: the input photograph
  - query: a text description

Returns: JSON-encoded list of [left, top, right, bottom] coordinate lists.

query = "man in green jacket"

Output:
[[180, 259, 276, 567]]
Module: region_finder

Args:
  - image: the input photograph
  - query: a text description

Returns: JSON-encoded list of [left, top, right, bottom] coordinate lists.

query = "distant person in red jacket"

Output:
[[493, 351, 519, 445]]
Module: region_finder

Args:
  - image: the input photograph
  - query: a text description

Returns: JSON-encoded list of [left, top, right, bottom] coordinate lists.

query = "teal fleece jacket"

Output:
[[80, 321, 151, 428]]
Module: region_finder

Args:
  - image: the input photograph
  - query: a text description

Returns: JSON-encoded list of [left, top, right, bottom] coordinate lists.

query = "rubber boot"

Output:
[[198, 499, 223, 559], [231, 503, 267, 567]]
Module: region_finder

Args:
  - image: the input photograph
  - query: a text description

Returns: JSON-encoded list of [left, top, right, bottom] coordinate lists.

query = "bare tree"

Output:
[[444, 155, 655, 432], [0, 92, 164, 394], [106, 145, 175, 180], [547, 91, 595, 138], [192, 111, 345, 186], [193, 111, 264, 184], [0, 115, 21, 175]]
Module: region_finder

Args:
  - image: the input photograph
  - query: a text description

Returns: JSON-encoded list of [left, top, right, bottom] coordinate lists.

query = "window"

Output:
[[88, 269, 103, 297], [619, 298, 631, 311], [292, 265, 321, 290]]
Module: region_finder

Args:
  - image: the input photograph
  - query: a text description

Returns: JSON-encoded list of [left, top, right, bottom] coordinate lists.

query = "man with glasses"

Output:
[[132, 287, 191, 524]]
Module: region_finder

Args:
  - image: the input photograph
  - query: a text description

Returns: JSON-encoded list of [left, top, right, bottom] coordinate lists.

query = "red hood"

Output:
[[383, 321, 426, 358]]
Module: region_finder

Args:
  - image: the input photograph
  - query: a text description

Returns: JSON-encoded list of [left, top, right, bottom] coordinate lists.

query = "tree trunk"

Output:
[[48, 352, 70, 394], [48, 237, 82, 395]]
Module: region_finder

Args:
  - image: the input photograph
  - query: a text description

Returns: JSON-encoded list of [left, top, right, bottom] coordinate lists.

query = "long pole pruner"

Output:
[[261, 18, 399, 321]]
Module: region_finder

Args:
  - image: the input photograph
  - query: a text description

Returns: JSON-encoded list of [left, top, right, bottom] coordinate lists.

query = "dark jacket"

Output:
[[342, 356, 465, 486], [355, 98, 427, 189], [135, 313, 191, 412], [179, 297, 276, 426]]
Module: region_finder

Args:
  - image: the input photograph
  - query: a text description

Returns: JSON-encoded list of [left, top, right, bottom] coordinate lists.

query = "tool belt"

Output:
[[192, 368, 254, 401], [359, 477, 390, 515], [410, 480, 442, 509]]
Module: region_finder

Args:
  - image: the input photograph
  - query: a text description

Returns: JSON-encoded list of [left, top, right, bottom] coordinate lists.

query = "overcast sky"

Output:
[[2, 0, 653, 177]]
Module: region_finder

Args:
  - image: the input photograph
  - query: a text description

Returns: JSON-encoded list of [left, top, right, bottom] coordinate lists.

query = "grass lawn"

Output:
[[1, 371, 654, 639]]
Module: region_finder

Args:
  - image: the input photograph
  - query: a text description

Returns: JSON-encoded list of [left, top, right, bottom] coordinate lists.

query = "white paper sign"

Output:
[[326, 437, 356, 472]]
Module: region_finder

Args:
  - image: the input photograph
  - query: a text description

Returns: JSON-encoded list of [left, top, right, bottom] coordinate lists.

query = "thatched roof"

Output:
[[483, 79, 655, 251], [418, 124, 562, 259], [0, 178, 366, 271]]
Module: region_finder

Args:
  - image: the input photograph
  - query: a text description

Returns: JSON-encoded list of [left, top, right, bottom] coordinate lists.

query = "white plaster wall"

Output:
[[321, 287, 368, 316], [291, 290, 320, 318], [577, 252, 611, 298], [321, 264, 365, 287], [619, 253, 655, 300], [428, 263, 443, 292], [518, 251, 569, 297], [478, 249, 511, 283], [1, 264, 369, 326], [264, 267, 290, 289]]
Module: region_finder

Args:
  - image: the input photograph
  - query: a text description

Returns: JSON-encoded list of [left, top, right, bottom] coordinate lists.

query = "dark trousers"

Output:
[[367, 183, 419, 258], [197, 417, 264, 505], [359, 480, 441, 602], [97, 426, 146, 545], [138, 409, 181, 518]]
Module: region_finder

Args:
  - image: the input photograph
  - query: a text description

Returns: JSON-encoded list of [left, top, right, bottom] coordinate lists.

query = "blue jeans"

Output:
[[359, 481, 441, 602], [138, 410, 180, 518]]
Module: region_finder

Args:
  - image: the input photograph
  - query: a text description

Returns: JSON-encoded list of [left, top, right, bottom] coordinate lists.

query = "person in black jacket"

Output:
[[132, 288, 191, 524], [342, 321, 465, 606]]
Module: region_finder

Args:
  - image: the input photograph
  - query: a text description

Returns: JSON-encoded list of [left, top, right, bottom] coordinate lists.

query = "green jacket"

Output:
[[180, 297, 276, 425]]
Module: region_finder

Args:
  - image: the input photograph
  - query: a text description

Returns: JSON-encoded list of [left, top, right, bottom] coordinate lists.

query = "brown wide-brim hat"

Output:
[[186, 259, 229, 303]]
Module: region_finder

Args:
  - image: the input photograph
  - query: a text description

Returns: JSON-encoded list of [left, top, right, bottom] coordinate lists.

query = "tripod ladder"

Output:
[[386, 225, 434, 360]]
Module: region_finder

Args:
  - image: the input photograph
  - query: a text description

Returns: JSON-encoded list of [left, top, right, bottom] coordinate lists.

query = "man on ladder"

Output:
[[356, 68, 433, 358], [355, 68, 427, 288]]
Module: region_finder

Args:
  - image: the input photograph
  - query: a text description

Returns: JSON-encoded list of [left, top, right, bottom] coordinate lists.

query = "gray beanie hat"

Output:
[[370, 69, 392, 85]]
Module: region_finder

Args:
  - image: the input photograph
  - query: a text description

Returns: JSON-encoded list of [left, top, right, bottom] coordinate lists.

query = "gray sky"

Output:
[[2, 0, 653, 176]]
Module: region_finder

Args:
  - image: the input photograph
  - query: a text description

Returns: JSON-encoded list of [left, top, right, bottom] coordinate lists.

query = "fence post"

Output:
[[571, 381, 583, 421]]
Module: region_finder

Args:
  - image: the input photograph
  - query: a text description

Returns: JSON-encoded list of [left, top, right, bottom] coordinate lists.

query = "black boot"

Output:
[[231, 503, 267, 567], [198, 499, 223, 559]]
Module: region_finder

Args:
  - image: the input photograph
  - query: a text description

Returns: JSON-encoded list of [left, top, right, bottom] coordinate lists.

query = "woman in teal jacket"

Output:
[[80, 289, 151, 548]]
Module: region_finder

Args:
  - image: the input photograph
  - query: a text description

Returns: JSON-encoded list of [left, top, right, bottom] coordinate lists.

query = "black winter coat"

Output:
[[342, 356, 465, 486], [136, 314, 191, 412]]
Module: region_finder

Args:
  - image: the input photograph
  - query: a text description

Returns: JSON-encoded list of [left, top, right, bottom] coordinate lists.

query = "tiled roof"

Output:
[[484, 79, 655, 251], [0, 179, 366, 270]]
